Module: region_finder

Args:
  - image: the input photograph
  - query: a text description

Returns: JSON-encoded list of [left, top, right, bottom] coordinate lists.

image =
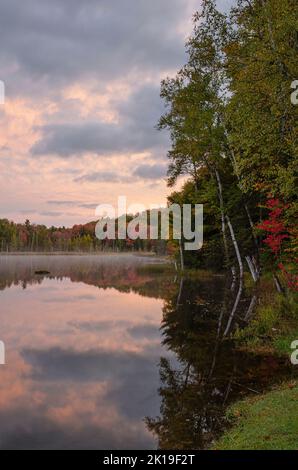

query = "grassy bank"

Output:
[[213, 383, 298, 450], [214, 277, 298, 450], [234, 277, 298, 358]]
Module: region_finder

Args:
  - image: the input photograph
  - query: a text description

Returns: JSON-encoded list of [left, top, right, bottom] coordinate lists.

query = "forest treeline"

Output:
[[163, 0, 297, 291], [0, 217, 167, 253]]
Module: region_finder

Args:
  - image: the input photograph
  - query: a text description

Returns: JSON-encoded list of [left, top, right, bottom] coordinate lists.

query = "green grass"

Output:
[[234, 286, 298, 356], [215, 278, 298, 450], [274, 330, 298, 356], [213, 383, 298, 450]]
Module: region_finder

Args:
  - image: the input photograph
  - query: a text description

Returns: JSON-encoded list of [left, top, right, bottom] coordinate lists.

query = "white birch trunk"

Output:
[[245, 255, 259, 282], [214, 169, 229, 265], [226, 215, 244, 280], [179, 239, 184, 271]]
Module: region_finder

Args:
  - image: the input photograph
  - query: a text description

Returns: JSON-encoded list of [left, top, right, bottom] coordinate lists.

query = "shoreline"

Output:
[[0, 251, 161, 257], [213, 382, 298, 450]]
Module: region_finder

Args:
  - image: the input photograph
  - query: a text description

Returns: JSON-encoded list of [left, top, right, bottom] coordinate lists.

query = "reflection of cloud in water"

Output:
[[43, 294, 97, 303], [68, 319, 130, 332], [128, 324, 160, 340], [22, 347, 156, 383], [0, 255, 172, 449], [0, 408, 153, 450], [22, 346, 167, 422], [68, 320, 161, 341]]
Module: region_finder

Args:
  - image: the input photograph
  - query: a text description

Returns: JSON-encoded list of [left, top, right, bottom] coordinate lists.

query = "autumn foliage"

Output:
[[257, 198, 297, 291]]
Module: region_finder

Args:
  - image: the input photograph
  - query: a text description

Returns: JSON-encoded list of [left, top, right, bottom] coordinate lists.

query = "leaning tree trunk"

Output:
[[223, 215, 244, 337], [214, 168, 230, 267], [245, 255, 260, 282], [214, 167, 246, 284], [222, 128, 260, 258], [176, 276, 184, 309], [273, 273, 285, 294], [222, 212, 246, 336], [226, 214, 244, 280], [223, 278, 243, 337], [179, 239, 184, 271]]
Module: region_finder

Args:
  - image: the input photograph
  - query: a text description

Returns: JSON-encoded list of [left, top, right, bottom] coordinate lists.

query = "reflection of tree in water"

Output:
[[146, 277, 295, 450], [0, 256, 173, 299]]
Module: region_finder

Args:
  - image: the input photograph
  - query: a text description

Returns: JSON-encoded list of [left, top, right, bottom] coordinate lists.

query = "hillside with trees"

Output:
[[162, 0, 297, 292]]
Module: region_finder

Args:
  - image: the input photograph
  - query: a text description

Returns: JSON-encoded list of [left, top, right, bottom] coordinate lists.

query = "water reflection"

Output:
[[146, 277, 296, 449], [0, 255, 295, 449], [0, 255, 173, 449]]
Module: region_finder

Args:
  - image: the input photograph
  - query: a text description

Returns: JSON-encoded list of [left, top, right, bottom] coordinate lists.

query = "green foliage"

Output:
[[158, 0, 297, 278], [0, 218, 167, 254], [234, 285, 298, 354], [213, 383, 298, 450], [226, 0, 298, 198]]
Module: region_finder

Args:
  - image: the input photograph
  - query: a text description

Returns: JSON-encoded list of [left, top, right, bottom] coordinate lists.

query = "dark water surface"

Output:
[[0, 255, 295, 449]]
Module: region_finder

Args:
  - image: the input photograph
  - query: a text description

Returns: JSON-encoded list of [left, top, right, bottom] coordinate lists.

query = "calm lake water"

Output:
[[0, 254, 295, 449]]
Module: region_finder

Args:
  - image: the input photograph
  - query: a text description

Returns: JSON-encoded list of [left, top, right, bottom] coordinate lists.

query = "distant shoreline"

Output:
[[0, 251, 160, 257], [0, 251, 169, 263]]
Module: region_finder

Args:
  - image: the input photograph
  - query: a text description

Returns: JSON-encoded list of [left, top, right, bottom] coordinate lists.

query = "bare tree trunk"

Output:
[[273, 274, 284, 294], [210, 169, 245, 336], [176, 276, 184, 309], [179, 239, 184, 271], [231, 266, 237, 291], [244, 295, 257, 322], [214, 169, 229, 266], [244, 202, 259, 253], [226, 215, 243, 280], [245, 255, 259, 282], [223, 278, 243, 337], [223, 131, 259, 256], [208, 280, 229, 380]]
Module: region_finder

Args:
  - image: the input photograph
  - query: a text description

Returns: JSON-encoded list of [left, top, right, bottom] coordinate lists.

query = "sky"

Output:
[[0, 0, 234, 227]]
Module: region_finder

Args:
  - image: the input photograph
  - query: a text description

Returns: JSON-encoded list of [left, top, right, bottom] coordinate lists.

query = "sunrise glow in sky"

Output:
[[0, 0, 233, 227]]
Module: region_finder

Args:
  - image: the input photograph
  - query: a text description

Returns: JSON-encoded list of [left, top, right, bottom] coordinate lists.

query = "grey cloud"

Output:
[[18, 209, 38, 215], [0, 0, 191, 95], [74, 163, 167, 185], [128, 323, 160, 339], [133, 163, 167, 180], [79, 203, 99, 209], [46, 201, 100, 210], [31, 84, 169, 157], [47, 200, 79, 206], [1, 2, 185, 162], [39, 211, 63, 217], [0, 407, 152, 450], [51, 168, 81, 175], [43, 294, 97, 304], [75, 171, 120, 183], [68, 319, 130, 332], [22, 346, 169, 421], [22, 347, 155, 383]]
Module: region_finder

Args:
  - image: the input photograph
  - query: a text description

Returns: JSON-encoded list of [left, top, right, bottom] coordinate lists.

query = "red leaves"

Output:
[[258, 198, 297, 291], [257, 199, 289, 257], [278, 263, 298, 292]]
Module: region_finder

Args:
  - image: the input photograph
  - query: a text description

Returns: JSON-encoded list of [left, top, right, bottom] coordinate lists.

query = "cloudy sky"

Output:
[[0, 0, 233, 227]]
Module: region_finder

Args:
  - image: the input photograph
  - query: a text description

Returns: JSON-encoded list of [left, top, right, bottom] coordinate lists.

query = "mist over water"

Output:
[[0, 255, 295, 449]]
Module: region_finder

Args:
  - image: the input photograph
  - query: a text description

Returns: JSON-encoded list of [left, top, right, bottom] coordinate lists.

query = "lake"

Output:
[[0, 254, 294, 449]]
